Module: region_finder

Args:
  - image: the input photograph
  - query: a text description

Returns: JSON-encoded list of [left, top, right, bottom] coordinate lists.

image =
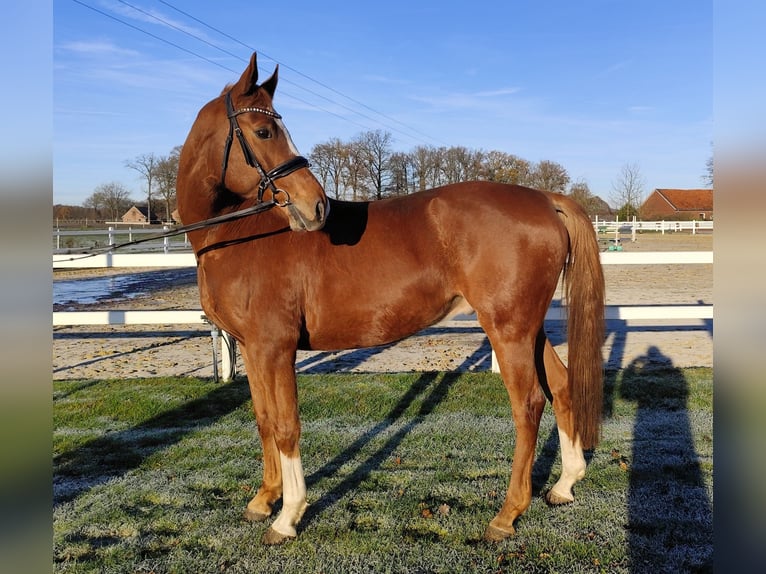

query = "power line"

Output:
[[154, 0, 443, 145], [115, 0, 393, 136], [70, 0, 372, 133], [70, 0, 237, 74], [71, 0, 444, 146]]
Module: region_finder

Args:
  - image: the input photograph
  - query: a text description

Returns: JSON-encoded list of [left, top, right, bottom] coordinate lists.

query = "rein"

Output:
[[54, 200, 280, 262], [57, 90, 313, 263]]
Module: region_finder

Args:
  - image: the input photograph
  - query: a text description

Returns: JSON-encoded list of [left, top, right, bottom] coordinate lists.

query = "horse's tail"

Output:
[[551, 193, 605, 449]]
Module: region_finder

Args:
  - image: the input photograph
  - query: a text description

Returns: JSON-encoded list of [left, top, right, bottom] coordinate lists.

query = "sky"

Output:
[[52, 0, 714, 207]]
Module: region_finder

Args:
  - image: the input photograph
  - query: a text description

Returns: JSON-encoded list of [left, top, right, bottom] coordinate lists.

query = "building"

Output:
[[121, 205, 160, 224], [640, 189, 713, 221]]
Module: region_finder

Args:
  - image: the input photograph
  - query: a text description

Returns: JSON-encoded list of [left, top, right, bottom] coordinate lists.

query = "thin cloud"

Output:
[[600, 60, 631, 76], [409, 87, 524, 111], [474, 87, 522, 97], [60, 40, 139, 57], [104, 0, 213, 43]]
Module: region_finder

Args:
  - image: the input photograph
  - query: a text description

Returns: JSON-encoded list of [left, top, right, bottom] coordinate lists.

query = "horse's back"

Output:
[[298, 182, 569, 349]]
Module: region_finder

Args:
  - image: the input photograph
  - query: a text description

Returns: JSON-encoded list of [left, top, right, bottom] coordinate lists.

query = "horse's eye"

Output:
[[255, 128, 272, 140]]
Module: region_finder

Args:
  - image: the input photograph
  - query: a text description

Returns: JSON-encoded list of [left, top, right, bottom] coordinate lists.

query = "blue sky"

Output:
[[53, 0, 713, 206]]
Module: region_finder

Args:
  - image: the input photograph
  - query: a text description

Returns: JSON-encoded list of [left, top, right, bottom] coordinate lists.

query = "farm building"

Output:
[[640, 188, 713, 221], [121, 205, 160, 224]]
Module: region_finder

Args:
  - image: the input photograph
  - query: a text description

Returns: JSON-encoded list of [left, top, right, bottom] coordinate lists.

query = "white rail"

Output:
[[53, 251, 713, 379]]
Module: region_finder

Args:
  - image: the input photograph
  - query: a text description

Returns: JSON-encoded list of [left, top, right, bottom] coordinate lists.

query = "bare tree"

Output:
[[343, 144, 368, 201], [388, 151, 414, 196], [356, 130, 393, 200], [310, 139, 349, 199], [154, 146, 181, 222], [409, 145, 438, 192], [440, 146, 485, 184], [125, 153, 159, 223], [84, 181, 133, 221], [702, 155, 713, 188], [610, 162, 646, 219]]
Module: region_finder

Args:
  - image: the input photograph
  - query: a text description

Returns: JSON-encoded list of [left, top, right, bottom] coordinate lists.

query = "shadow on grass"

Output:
[[301, 344, 491, 529], [620, 347, 713, 572], [53, 379, 251, 507]]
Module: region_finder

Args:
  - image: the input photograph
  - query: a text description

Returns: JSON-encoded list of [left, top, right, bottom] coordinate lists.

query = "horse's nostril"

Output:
[[316, 200, 326, 222]]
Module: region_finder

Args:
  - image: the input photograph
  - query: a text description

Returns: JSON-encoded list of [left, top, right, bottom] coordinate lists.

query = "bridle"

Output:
[[221, 89, 311, 206]]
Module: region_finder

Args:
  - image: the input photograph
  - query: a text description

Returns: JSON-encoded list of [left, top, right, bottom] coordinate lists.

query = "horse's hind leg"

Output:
[[539, 334, 587, 505], [483, 333, 547, 541]]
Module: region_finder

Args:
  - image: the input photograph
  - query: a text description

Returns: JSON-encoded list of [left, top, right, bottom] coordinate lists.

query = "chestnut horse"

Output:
[[177, 53, 605, 545]]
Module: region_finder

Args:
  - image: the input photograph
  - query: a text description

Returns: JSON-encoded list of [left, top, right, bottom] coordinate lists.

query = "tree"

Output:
[[702, 154, 713, 188], [154, 146, 181, 222], [84, 182, 132, 221], [310, 138, 349, 199], [441, 146, 485, 184], [483, 151, 532, 185], [610, 162, 646, 219], [529, 160, 570, 192], [356, 130, 393, 200], [388, 151, 414, 196], [409, 145, 438, 192], [125, 153, 159, 223]]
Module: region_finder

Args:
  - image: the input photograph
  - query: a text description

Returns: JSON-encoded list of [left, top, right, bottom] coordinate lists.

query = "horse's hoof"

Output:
[[243, 508, 270, 522], [545, 489, 574, 506], [262, 526, 295, 546], [483, 523, 515, 542]]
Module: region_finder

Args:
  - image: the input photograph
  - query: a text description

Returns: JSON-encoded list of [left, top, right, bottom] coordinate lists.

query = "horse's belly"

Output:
[[301, 295, 468, 351]]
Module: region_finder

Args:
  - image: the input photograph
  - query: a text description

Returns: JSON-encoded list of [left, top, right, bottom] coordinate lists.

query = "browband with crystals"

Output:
[[228, 106, 282, 119]]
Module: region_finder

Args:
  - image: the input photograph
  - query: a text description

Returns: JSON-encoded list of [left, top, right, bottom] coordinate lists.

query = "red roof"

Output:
[[654, 189, 713, 211]]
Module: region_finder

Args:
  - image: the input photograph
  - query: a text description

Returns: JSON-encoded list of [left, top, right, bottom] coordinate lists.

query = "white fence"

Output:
[[53, 250, 713, 380], [593, 217, 713, 238], [54, 226, 191, 253]]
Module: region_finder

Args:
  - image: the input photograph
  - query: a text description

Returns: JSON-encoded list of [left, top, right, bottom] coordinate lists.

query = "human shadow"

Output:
[[300, 344, 489, 529], [296, 323, 491, 374], [620, 346, 713, 572], [53, 380, 251, 507]]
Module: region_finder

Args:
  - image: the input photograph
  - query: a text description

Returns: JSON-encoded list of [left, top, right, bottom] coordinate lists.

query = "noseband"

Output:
[[221, 90, 310, 205]]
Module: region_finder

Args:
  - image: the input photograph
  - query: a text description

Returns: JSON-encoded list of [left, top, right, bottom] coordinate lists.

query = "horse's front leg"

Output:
[[241, 344, 307, 545]]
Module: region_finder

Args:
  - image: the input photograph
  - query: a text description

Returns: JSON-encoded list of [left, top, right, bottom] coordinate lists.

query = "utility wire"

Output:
[[71, 0, 372, 133], [155, 0, 443, 145], [70, 0, 237, 74], [116, 0, 394, 136]]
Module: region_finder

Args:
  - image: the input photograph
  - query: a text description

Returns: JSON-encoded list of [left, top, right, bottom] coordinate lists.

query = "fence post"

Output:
[[221, 332, 237, 382], [692, 220, 697, 235], [108, 226, 115, 246], [163, 225, 170, 254]]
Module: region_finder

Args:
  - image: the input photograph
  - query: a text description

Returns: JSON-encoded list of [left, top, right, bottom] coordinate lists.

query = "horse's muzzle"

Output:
[[287, 198, 328, 232]]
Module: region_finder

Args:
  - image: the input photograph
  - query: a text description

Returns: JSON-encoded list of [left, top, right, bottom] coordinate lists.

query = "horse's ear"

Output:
[[261, 65, 279, 99], [238, 52, 260, 96]]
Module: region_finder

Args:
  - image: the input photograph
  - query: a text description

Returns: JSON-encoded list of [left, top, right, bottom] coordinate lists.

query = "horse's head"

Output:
[[178, 53, 328, 232]]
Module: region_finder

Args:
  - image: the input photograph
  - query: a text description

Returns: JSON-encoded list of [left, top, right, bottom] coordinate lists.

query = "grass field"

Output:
[[53, 368, 713, 573]]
